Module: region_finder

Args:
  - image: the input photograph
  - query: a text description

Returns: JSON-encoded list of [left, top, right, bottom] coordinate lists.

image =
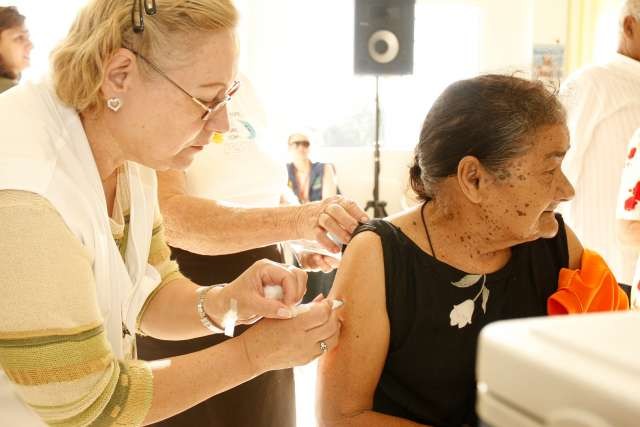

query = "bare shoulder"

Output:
[[333, 229, 385, 300], [386, 205, 421, 227]]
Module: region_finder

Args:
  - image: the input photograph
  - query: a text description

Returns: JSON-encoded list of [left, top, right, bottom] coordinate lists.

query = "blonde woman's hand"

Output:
[[240, 299, 342, 372], [204, 259, 307, 326], [298, 251, 340, 273], [295, 196, 369, 253]]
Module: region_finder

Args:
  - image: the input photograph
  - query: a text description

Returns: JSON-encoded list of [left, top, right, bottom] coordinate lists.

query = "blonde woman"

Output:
[[0, 1, 344, 425]]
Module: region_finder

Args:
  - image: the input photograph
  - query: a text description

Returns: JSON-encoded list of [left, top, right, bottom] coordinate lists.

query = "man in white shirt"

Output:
[[560, 0, 640, 284]]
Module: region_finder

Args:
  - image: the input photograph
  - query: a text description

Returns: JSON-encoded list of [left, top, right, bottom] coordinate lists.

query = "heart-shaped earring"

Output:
[[106, 97, 122, 112]]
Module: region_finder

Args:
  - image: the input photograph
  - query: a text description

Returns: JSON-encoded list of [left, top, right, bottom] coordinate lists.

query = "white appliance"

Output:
[[476, 311, 640, 427]]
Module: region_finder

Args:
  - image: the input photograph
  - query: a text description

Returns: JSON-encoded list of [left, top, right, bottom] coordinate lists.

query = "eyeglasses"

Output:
[[130, 48, 240, 121], [290, 140, 310, 148], [128, 1, 240, 121]]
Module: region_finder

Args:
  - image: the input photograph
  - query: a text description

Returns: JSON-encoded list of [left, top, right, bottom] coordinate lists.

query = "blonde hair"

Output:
[[52, 0, 238, 113]]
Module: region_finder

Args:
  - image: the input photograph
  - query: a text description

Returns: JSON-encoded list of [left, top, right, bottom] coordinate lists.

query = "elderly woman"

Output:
[[317, 75, 580, 426], [0, 1, 345, 426], [0, 6, 32, 93]]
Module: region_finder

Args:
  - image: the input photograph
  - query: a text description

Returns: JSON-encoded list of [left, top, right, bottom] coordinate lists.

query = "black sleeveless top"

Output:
[[354, 215, 569, 427]]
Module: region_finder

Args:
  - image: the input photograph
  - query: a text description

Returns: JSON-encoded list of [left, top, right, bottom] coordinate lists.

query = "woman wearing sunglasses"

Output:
[[0, 1, 346, 425], [287, 133, 339, 204]]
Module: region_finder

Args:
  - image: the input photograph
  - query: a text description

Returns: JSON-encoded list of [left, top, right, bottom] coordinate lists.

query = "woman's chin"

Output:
[[537, 211, 559, 238]]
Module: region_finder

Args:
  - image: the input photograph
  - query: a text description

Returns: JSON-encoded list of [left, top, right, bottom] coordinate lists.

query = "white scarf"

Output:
[[0, 80, 160, 358]]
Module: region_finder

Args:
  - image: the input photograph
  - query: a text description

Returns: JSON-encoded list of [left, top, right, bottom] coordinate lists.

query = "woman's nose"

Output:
[[204, 104, 230, 134]]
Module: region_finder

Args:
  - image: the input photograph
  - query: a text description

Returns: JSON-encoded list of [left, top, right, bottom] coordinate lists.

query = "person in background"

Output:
[[616, 128, 640, 310], [0, 1, 343, 425], [139, 74, 356, 427], [0, 6, 31, 93], [287, 132, 341, 302], [287, 132, 339, 204], [560, 0, 640, 284]]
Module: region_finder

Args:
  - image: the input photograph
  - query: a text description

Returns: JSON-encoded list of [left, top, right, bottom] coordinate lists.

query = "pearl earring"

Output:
[[106, 97, 122, 112]]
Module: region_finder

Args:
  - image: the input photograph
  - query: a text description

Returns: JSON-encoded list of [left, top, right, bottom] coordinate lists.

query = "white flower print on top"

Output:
[[449, 274, 489, 329]]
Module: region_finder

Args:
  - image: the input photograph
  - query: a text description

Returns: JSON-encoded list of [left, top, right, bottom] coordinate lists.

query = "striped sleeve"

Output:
[[135, 207, 186, 333], [0, 190, 153, 426], [148, 208, 183, 286]]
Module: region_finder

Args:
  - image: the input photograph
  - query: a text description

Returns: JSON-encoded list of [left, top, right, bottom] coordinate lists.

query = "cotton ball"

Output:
[[265, 284, 284, 301]]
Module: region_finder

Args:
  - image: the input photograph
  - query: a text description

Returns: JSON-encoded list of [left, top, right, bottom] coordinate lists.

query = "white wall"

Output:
[[314, 147, 415, 214], [477, 0, 534, 74], [237, 0, 570, 216], [233, 0, 560, 215], [533, 0, 569, 45]]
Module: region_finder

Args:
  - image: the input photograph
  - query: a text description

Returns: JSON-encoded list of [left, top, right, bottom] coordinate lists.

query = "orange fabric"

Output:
[[547, 249, 630, 315]]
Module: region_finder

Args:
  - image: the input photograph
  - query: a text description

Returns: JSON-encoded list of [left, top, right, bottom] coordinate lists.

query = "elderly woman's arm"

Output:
[[157, 170, 367, 255], [316, 231, 427, 427]]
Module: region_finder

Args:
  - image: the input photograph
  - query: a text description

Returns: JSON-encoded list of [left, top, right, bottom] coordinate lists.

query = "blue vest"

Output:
[[287, 162, 325, 202]]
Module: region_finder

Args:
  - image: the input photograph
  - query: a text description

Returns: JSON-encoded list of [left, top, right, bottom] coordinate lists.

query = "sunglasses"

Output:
[[290, 140, 310, 148]]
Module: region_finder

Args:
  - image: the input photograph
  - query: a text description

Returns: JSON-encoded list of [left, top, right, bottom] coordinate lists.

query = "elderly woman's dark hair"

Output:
[[0, 6, 25, 80], [410, 74, 566, 201]]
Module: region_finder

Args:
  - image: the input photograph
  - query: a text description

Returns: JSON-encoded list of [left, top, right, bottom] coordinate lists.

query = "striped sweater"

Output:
[[0, 167, 183, 426]]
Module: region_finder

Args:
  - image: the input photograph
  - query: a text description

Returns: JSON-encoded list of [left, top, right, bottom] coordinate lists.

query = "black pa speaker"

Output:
[[354, 0, 415, 75]]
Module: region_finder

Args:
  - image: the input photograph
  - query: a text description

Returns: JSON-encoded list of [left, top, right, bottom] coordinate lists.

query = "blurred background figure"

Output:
[[287, 132, 339, 204], [560, 0, 640, 285], [286, 132, 341, 304], [0, 6, 31, 93]]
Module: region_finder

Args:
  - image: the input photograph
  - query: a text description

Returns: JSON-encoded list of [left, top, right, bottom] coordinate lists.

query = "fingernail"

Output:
[[277, 308, 292, 318], [360, 216, 369, 222], [331, 300, 344, 310]]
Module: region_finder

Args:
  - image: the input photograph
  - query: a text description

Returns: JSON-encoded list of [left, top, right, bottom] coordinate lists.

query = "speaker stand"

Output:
[[365, 75, 388, 219]]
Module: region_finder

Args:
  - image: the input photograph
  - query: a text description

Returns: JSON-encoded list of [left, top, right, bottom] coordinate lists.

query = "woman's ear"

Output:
[[623, 15, 636, 40], [456, 156, 487, 204], [101, 48, 138, 100]]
